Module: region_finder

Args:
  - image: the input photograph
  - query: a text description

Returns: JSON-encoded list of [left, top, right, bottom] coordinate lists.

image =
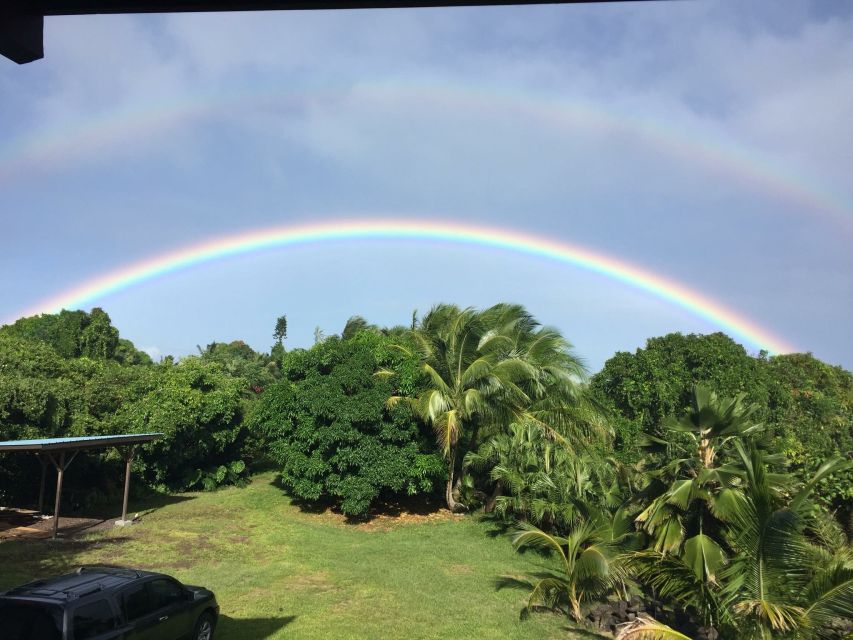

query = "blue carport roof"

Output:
[[0, 433, 162, 452]]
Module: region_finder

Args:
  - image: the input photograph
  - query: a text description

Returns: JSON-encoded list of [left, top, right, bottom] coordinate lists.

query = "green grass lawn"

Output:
[[0, 473, 603, 639]]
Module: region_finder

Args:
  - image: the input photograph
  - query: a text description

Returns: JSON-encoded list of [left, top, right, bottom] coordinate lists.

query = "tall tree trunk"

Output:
[[699, 429, 715, 469], [484, 480, 503, 513], [445, 443, 459, 511], [468, 422, 481, 456], [445, 443, 467, 512]]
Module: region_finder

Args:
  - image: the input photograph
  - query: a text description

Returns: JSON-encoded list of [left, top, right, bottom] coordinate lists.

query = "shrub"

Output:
[[112, 357, 250, 491], [250, 331, 443, 516]]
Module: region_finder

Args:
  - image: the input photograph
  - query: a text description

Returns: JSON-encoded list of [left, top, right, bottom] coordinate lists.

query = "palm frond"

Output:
[[616, 616, 695, 640]]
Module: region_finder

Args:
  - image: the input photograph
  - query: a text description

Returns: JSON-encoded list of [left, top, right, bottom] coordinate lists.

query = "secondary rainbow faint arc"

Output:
[[1, 80, 850, 230], [15, 219, 796, 355]]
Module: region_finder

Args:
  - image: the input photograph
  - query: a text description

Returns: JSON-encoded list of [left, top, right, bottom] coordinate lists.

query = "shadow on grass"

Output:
[[216, 614, 296, 639], [478, 512, 516, 538], [0, 492, 196, 543], [268, 474, 447, 524], [0, 536, 133, 590], [95, 492, 196, 519]]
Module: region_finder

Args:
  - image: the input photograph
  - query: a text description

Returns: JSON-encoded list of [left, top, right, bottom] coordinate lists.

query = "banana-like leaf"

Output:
[[683, 533, 726, 583], [665, 479, 695, 510], [653, 516, 684, 554], [708, 487, 746, 522]]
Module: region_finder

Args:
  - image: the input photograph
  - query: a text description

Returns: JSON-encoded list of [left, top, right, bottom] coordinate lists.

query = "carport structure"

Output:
[[0, 433, 161, 539]]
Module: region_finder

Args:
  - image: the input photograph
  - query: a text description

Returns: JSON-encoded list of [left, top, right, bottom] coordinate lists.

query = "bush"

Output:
[[250, 332, 443, 516], [112, 357, 250, 491]]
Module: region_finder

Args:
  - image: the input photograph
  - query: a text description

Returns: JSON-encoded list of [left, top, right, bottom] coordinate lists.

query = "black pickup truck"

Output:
[[0, 566, 219, 640]]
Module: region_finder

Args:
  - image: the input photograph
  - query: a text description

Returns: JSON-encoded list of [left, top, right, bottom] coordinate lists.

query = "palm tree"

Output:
[[720, 443, 852, 639], [616, 617, 693, 640], [387, 304, 502, 511], [635, 387, 765, 583], [341, 315, 378, 340], [498, 508, 633, 621], [389, 303, 589, 512], [630, 443, 852, 639]]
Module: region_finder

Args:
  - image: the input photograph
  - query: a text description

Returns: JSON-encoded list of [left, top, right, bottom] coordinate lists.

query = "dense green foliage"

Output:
[[0, 331, 126, 502], [197, 339, 279, 392], [250, 331, 444, 516], [3, 308, 152, 364], [766, 353, 853, 520], [590, 333, 771, 451], [1, 306, 851, 639], [592, 333, 853, 522], [112, 357, 251, 491], [0, 313, 253, 503]]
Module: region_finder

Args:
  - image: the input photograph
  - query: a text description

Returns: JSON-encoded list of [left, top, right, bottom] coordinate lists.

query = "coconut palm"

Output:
[[498, 508, 634, 621], [387, 304, 510, 510], [389, 303, 589, 512]]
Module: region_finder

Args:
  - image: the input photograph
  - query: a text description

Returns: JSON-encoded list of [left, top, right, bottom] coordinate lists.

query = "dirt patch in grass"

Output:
[[307, 506, 458, 531], [0, 510, 118, 541], [241, 572, 338, 604], [291, 492, 458, 531], [445, 563, 474, 575], [287, 572, 337, 591]]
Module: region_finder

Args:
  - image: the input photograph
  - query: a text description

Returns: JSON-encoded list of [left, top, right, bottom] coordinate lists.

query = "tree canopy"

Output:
[[250, 331, 444, 516]]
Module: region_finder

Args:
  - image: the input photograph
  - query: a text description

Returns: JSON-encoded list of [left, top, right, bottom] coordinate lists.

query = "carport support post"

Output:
[[46, 450, 78, 539], [51, 451, 65, 540], [119, 446, 135, 525]]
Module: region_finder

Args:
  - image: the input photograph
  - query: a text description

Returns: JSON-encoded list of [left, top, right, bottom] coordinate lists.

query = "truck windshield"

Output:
[[0, 600, 63, 640]]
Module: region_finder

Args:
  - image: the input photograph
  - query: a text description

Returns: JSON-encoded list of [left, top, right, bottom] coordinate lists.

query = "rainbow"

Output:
[[11, 219, 797, 354], [1, 80, 850, 231]]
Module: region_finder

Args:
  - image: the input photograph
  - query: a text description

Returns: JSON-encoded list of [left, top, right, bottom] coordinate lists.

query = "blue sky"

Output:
[[1, 0, 852, 372]]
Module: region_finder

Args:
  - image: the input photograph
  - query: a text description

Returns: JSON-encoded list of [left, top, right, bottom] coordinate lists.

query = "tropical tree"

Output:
[[389, 303, 588, 512], [635, 387, 766, 584], [589, 332, 772, 455], [251, 332, 443, 516], [498, 508, 634, 621], [630, 443, 853, 639], [465, 419, 619, 528], [388, 304, 495, 511], [342, 315, 378, 340], [719, 443, 852, 639], [273, 315, 288, 345]]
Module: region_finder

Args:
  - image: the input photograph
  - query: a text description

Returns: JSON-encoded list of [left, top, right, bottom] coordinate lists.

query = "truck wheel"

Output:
[[194, 612, 215, 640]]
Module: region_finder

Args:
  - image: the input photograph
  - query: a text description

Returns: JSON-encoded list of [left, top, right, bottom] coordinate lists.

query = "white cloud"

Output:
[[2, 1, 851, 369]]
